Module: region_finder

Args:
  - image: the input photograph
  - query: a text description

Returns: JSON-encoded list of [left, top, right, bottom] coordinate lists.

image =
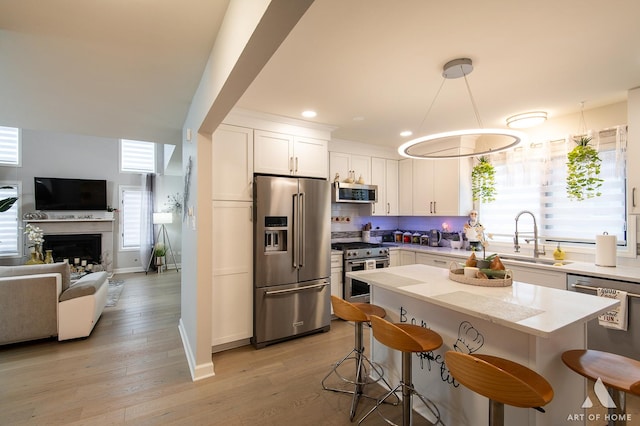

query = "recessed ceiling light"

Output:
[[302, 110, 317, 118], [400, 130, 413, 137], [506, 111, 547, 129]]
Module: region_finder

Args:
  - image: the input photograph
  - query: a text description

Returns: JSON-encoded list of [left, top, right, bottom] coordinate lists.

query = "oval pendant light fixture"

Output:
[[399, 58, 526, 159]]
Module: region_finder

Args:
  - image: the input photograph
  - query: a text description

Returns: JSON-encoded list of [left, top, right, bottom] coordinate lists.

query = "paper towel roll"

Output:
[[595, 233, 617, 267]]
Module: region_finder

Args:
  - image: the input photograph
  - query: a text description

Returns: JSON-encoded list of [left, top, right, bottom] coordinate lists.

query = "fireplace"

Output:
[[43, 234, 102, 264]]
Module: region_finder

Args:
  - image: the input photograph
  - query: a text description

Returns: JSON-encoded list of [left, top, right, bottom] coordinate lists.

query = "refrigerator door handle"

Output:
[[264, 282, 329, 296], [292, 193, 299, 268], [299, 192, 305, 268]]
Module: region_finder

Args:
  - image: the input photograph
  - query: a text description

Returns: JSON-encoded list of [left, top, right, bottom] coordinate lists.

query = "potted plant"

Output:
[[566, 136, 603, 201], [154, 243, 167, 269], [471, 156, 497, 203]]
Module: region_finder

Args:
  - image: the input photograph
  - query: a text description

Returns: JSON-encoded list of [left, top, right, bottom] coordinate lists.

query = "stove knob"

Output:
[[366, 250, 371, 255]]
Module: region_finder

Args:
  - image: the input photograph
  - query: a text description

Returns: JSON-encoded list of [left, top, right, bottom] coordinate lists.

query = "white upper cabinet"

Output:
[[254, 130, 328, 178], [628, 88, 640, 214], [329, 152, 371, 184], [398, 159, 413, 215], [403, 158, 472, 216], [371, 157, 398, 216], [212, 124, 254, 201]]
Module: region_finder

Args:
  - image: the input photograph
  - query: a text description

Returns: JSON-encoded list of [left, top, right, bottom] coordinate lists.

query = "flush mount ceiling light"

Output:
[[506, 111, 547, 129], [301, 110, 317, 118], [399, 58, 526, 159]]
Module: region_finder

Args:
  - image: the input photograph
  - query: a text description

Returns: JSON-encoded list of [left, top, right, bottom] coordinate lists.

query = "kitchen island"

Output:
[[347, 264, 620, 425]]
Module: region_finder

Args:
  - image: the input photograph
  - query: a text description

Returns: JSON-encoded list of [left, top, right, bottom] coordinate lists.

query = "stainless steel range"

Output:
[[332, 242, 390, 303]]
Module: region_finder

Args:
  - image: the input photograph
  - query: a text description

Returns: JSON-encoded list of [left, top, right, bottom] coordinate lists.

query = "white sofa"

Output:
[[58, 271, 109, 341], [0, 263, 109, 344]]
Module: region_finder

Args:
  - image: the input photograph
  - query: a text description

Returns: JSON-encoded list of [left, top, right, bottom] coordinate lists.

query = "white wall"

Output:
[[0, 127, 181, 270]]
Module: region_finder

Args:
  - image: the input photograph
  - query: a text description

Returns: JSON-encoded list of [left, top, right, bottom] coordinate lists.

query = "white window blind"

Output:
[[0, 126, 20, 166], [120, 139, 156, 173], [121, 186, 143, 249], [479, 127, 627, 246], [0, 183, 20, 256]]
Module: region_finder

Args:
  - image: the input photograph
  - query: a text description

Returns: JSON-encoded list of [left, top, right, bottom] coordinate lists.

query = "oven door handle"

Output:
[[347, 258, 388, 266], [265, 282, 329, 296]]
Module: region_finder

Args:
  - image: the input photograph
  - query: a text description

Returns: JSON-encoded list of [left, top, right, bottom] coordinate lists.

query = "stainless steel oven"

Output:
[[332, 242, 390, 304]]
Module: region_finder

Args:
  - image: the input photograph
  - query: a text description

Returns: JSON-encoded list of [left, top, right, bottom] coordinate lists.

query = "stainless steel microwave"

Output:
[[333, 182, 378, 203]]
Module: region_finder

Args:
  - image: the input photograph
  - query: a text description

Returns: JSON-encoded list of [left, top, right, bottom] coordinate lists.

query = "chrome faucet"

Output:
[[514, 210, 545, 258]]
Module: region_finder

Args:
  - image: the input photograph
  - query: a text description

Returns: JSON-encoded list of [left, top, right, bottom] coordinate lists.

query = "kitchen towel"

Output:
[[595, 233, 617, 267], [597, 287, 628, 331], [365, 259, 376, 270]]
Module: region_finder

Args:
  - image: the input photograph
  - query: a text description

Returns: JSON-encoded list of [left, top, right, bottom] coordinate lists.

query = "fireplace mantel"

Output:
[[24, 219, 115, 271]]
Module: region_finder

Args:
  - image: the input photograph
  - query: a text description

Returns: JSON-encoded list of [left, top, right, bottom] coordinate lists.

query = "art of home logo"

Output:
[[566, 377, 632, 423]]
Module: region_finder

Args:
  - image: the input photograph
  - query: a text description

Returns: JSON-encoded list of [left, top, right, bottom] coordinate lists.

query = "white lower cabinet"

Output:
[[415, 252, 457, 269], [211, 201, 253, 348], [389, 249, 399, 267], [502, 264, 567, 289], [400, 250, 416, 265], [331, 252, 343, 312]]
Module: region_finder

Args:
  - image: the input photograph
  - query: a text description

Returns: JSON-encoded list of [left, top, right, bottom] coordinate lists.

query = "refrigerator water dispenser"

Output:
[[264, 216, 287, 253]]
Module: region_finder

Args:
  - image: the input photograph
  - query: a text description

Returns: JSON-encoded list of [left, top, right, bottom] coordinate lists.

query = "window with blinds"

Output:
[[120, 139, 156, 173], [120, 186, 143, 249], [0, 183, 20, 256], [478, 126, 627, 246], [0, 126, 20, 166]]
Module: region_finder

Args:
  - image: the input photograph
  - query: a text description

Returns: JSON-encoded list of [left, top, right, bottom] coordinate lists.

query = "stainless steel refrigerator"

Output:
[[252, 174, 331, 349]]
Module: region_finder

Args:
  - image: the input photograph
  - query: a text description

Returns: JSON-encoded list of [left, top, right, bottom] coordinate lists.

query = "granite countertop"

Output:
[[384, 243, 640, 284], [347, 264, 619, 338]]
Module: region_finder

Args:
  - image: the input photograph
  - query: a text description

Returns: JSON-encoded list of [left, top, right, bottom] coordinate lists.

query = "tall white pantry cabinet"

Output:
[[211, 124, 254, 349], [211, 120, 330, 350]]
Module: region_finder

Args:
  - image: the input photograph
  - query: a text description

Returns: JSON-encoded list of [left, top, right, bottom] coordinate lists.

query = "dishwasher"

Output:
[[567, 274, 640, 359]]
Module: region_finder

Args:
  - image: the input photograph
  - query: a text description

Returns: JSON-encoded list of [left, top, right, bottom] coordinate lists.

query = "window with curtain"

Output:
[[478, 126, 627, 247], [0, 126, 20, 166], [120, 139, 156, 173], [0, 183, 20, 256], [120, 186, 143, 250]]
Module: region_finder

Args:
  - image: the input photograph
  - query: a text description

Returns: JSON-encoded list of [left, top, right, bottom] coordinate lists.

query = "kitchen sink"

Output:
[[497, 254, 571, 266]]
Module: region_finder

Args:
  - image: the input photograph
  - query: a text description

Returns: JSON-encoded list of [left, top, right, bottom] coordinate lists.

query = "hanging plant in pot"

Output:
[[471, 156, 497, 203], [566, 136, 603, 201]]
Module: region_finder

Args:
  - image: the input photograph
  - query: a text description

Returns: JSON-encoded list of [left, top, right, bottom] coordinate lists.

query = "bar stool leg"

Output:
[[608, 388, 625, 426], [489, 400, 504, 426], [401, 351, 412, 426], [322, 321, 398, 421]]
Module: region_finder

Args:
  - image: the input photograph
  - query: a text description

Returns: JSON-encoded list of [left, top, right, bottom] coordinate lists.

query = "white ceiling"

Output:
[[0, 0, 229, 144], [1, 0, 640, 149]]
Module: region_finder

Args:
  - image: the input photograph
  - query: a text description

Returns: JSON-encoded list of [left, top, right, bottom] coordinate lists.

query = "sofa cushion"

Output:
[[59, 271, 107, 302], [0, 262, 71, 291]]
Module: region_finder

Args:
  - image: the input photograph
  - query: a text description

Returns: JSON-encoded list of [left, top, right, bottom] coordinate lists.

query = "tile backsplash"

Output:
[[330, 202, 470, 243]]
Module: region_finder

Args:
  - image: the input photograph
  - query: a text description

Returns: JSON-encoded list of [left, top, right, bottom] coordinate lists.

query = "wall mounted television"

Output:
[[34, 177, 108, 211]]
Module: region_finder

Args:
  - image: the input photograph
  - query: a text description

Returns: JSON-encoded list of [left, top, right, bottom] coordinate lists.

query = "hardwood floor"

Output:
[[0, 272, 433, 425]]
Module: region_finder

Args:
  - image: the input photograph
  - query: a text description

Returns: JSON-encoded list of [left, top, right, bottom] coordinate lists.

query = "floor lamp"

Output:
[[146, 212, 179, 274]]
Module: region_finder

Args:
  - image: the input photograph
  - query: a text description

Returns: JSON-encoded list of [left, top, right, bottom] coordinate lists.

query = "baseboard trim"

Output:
[[178, 318, 214, 382]]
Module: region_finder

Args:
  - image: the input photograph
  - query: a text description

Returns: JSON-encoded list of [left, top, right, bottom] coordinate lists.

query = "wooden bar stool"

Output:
[[322, 296, 398, 421], [358, 314, 444, 426], [562, 349, 640, 426], [445, 351, 553, 426]]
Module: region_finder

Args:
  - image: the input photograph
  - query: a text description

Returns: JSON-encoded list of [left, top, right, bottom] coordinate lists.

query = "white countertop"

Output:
[[347, 264, 619, 338], [384, 243, 640, 284]]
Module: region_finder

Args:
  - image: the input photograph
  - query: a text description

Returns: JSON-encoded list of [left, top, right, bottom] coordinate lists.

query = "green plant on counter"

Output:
[[471, 156, 496, 203], [566, 136, 603, 201]]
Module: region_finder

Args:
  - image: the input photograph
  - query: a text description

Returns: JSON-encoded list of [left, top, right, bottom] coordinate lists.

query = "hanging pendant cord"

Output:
[[463, 72, 483, 129], [417, 77, 447, 134]]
